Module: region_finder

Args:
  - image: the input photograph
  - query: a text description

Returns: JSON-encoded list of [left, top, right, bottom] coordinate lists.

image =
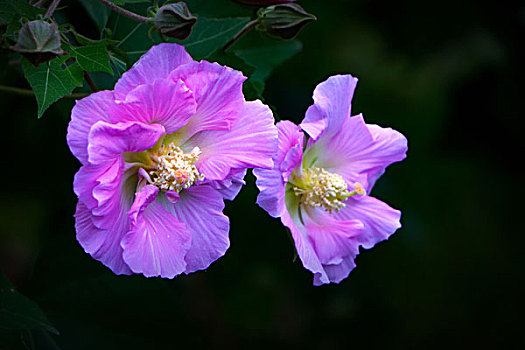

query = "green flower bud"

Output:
[[257, 3, 316, 40], [154, 2, 197, 40], [12, 19, 66, 66]]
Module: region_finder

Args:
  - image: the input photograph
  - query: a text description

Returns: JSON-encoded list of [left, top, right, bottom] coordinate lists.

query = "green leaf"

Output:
[[212, 51, 255, 77], [181, 17, 251, 59], [66, 42, 113, 74], [233, 40, 302, 99], [0, 272, 59, 335], [78, 0, 110, 30], [234, 40, 303, 83], [3, 19, 20, 40], [0, 0, 43, 23], [109, 53, 128, 78], [110, 17, 151, 62], [22, 56, 83, 118]]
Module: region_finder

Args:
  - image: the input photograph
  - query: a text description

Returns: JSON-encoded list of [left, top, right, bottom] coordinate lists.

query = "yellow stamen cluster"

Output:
[[149, 143, 204, 193], [293, 167, 351, 213], [292, 167, 366, 213]]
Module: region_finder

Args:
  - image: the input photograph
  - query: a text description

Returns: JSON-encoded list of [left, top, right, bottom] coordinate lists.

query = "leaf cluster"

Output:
[[0, 0, 307, 119]]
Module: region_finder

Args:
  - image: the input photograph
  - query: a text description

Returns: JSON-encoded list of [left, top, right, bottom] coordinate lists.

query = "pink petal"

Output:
[[303, 206, 364, 266], [87, 121, 165, 164], [264, 188, 368, 285], [75, 200, 132, 275], [303, 114, 407, 189], [159, 185, 229, 273], [280, 196, 329, 285], [334, 195, 402, 249], [67, 90, 115, 165], [274, 120, 304, 168], [121, 185, 191, 278], [110, 78, 196, 133], [253, 168, 286, 218], [300, 75, 358, 140], [73, 158, 121, 212], [363, 124, 408, 192], [284, 203, 364, 285], [314, 257, 356, 286], [165, 191, 180, 204], [127, 185, 158, 225], [184, 100, 276, 181], [167, 61, 246, 144], [74, 159, 137, 235], [254, 120, 303, 217], [207, 168, 247, 201], [114, 43, 192, 99], [278, 122, 304, 182], [300, 105, 326, 142]]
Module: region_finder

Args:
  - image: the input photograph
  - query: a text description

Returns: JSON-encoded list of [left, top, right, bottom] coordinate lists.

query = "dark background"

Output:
[[1, 0, 523, 348]]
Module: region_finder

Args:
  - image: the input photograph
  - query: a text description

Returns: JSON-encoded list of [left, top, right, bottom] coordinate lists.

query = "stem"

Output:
[[44, 0, 61, 18], [83, 71, 98, 92], [222, 19, 259, 52], [97, 0, 151, 24], [0, 85, 88, 99], [33, 0, 48, 8]]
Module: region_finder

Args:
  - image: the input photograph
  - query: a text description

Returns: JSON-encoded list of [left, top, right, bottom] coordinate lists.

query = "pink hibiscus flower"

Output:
[[68, 43, 277, 278], [254, 75, 407, 285]]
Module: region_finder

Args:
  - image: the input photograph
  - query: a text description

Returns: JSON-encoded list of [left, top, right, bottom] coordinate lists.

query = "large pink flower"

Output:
[[254, 75, 407, 285], [68, 43, 277, 278]]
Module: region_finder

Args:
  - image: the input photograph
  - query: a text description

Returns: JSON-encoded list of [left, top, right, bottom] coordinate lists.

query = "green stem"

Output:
[[44, 0, 61, 18], [0, 85, 88, 99], [222, 19, 259, 52], [97, 0, 151, 24]]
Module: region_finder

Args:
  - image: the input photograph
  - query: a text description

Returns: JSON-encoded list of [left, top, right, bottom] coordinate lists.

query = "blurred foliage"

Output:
[[0, 272, 58, 346], [0, 0, 523, 349]]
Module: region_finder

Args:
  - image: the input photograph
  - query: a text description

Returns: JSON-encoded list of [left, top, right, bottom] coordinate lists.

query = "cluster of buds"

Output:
[[9, 1, 316, 65], [153, 0, 316, 42]]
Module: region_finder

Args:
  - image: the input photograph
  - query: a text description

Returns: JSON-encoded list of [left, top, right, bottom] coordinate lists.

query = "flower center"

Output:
[[148, 143, 204, 193], [292, 167, 365, 213]]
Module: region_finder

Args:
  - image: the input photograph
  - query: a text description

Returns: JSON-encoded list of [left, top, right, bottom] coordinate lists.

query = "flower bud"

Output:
[[256, 3, 316, 40], [12, 19, 66, 66], [154, 2, 197, 40]]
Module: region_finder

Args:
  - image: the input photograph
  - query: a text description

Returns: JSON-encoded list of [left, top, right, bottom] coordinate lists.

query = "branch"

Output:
[[83, 71, 98, 92], [44, 0, 61, 18], [222, 19, 259, 52], [97, 0, 151, 24]]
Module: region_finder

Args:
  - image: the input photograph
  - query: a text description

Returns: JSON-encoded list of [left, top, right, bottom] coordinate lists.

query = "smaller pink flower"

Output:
[[254, 75, 407, 285]]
